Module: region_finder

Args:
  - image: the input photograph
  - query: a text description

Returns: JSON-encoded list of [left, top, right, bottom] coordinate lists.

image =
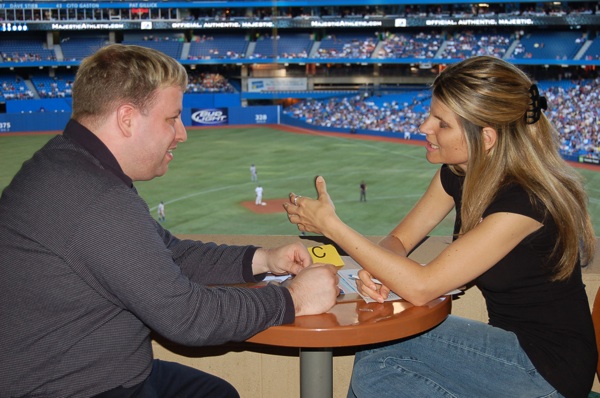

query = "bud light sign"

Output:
[[191, 108, 228, 126]]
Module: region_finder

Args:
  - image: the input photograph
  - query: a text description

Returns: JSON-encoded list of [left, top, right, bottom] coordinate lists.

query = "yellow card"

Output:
[[308, 244, 344, 267]]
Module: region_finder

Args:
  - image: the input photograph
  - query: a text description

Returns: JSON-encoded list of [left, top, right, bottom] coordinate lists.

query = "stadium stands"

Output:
[[0, 38, 56, 63], [583, 37, 600, 60], [188, 34, 249, 60], [250, 33, 314, 59], [60, 35, 109, 61], [30, 73, 74, 98], [121, 33, 185, 59], [377, 31, 442, 59], [0, 74, 35, 100], [510, 31, 587, 60], [316, 33, 378, 59], [283, 77, 600, 159], [438, 31, 513, 60], [0, 0, 598, 163]]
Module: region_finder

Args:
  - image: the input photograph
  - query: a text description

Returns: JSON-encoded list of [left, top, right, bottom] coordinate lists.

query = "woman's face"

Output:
[[419, 96, 469, 170]]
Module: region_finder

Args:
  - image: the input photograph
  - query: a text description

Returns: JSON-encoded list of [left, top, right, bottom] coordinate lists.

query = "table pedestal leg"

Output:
[[300, 347, 333, 398]]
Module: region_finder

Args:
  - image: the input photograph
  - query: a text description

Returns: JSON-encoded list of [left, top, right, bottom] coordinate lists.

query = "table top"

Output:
[[246, 295, 451, 348]]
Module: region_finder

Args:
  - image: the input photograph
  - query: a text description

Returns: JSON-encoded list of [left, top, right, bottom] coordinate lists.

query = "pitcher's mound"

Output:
[[241, 198, 289, 214]]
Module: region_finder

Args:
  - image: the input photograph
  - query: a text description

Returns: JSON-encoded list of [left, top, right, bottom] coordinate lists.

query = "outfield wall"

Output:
[[0, 93, 245, 133], [1, 101, 597, 167], [0, 93, 273, 133]]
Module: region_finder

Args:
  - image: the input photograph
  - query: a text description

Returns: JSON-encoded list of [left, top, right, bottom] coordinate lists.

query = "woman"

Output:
[[284, 56, 597, 397]]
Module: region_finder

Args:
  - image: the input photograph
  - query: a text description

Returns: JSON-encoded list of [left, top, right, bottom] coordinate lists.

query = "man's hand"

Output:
[[252, 242, 313, 276], [287, 263, 340, 316]]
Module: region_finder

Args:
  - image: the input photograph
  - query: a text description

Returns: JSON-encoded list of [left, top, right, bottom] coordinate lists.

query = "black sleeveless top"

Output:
[[440, 164, 596, 398]]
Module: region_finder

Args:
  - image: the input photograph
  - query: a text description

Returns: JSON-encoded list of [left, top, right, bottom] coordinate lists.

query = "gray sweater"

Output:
[[0, 121, 293, 397]]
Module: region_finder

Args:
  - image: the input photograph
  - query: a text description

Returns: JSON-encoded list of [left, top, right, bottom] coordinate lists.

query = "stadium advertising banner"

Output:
[[248, 78, 308, 93], [226, 106, 279, 125], [3, 15, 600, 31], [191, 108, 228, 127], [188, 106, 279, 126], [579, 156, 600, 166]]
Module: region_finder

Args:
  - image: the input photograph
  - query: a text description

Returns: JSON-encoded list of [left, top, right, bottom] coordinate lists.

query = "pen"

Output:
[[348, 274, 383, 285]]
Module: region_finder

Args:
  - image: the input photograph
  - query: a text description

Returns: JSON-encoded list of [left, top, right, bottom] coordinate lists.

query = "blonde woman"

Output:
[[285, 56, 596, 397]]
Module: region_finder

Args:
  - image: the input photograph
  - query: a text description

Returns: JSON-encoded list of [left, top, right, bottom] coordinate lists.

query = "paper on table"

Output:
[[263, 253, 461, 303], [263, 274, 291, 283], [338, 259, 462, 303], [338, 269, 402, 303]]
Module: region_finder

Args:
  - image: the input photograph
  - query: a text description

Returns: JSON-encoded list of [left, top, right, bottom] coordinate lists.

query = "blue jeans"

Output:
[[347, 315, 562, 398]]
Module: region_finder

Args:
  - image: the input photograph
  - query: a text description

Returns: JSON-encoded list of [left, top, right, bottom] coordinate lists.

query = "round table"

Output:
[[247, 295, 451, 398]]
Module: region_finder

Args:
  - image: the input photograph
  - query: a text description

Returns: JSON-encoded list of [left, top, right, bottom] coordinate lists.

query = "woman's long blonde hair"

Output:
[[433, 56, 594, 281]]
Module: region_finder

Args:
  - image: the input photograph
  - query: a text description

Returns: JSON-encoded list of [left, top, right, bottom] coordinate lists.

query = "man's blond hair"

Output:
[[72, 44, 187, 127]]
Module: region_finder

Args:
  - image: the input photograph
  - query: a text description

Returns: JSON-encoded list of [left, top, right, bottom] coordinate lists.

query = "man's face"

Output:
[[129, 85, 186, 181]]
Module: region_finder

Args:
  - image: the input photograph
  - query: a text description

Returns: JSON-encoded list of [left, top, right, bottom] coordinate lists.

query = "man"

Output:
[[158, 200, 166, 222], [255, 184, 263, 205], [0, 44, 339, 398], [359, 180, 367, 202]]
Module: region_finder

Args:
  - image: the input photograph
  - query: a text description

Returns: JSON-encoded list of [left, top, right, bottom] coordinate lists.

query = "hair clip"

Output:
[[525, 84, 548, 125]]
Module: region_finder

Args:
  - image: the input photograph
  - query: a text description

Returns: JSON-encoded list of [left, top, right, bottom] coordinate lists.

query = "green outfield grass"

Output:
[[2, 126, 600, 237]]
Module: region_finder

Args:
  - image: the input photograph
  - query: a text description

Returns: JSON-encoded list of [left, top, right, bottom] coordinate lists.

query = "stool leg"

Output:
[[300, 348, 333, 398]]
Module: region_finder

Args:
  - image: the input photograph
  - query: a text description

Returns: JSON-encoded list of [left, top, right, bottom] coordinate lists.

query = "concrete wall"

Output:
[[153, 235, 600, 397]]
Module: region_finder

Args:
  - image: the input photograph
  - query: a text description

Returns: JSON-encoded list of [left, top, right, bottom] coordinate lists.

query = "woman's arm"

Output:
[[286, 173, 542, 306], [378, 169, 456, 256]]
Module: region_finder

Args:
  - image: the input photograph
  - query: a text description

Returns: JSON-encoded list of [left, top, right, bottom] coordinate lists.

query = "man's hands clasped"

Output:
[[253, 241, 340, 317]]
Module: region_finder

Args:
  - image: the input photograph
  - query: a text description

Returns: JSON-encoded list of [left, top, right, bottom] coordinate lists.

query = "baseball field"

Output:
[[1, 125, 599, 238]]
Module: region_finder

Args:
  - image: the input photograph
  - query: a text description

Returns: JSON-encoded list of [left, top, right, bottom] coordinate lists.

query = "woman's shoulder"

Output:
[[487, 182, 545, 222]]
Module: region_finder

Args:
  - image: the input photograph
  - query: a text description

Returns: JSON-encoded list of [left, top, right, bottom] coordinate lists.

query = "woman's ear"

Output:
[[482, 126, 497, 152]]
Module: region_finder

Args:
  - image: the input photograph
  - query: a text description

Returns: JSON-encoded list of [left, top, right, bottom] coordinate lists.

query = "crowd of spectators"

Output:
[[186, 72, 235, 93], [546, 78, 600, 159], [35, 76, 73, 99], [438, 31, 512, 59], [179, 3, 598, 22], [283, 78, 600, 159], [0, 72, 235, 99], [1, 28, 599, 62], [315, 34, 378, 59], [283, 92, 428, 136], [0, 76, 34, 100], [0, 52, 56, 63], [377, 31, 442, 59], [187, 35, 247, 60]]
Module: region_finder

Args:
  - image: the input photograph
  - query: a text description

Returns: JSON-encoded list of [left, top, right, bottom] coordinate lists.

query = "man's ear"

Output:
[[117, 104, 136, 138], [482, 126, 497, 152]]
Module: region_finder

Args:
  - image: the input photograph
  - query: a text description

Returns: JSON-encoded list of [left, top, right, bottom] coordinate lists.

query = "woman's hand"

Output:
[[355, 269, 392, 304], [284, 176, 340, 236]]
